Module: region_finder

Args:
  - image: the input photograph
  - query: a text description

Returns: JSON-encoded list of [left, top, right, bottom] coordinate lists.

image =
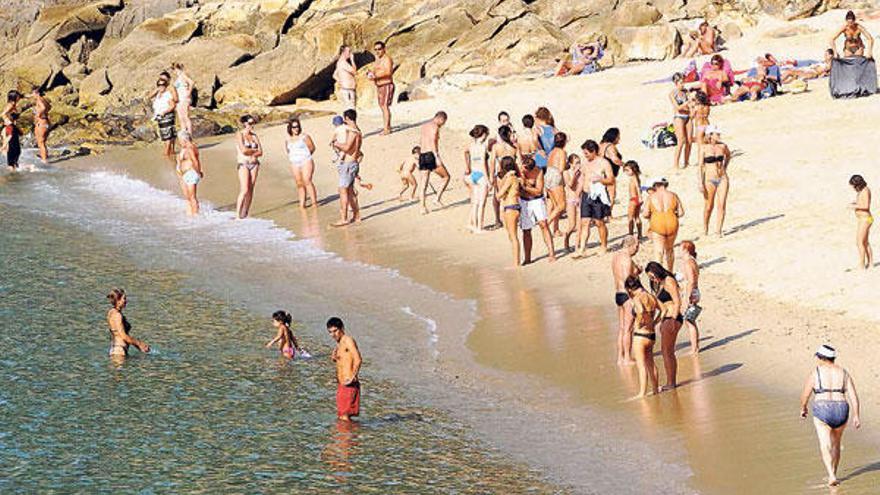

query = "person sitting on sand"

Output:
[[698, 125, 731, 236], [830, 11, 872, 58], [682, 21, 716, 58], [332, 109, 363, 226], [573, 140, 614, 258], [622, 161, 643, 238], [645, 261, 683, 390], [497, 156, 522, 267], [849, 174, 873, 270], [562, 154, 582, 252], [285, 118, 318, 210], [106, 288, 150, 361], [782, 49, 834, 83], [670, 73, 693, 169], [464, 125, 490, 232], [235, 115, 262, 219], [176, 131, 203, 216], [642, 177, 684, 270], [418, 111, 451, 215], [799, 344, 861, 487], [625, 275, 660, 398], [612, 235, 641, 366], [328, 317, 362, 421], [730, 64, 769, 102], [676, 241, 701, 355], [519, 156, 557, 265], [266, 310, 302, 359], [397, 146, 419, 202], [554, 42, 602, 76]]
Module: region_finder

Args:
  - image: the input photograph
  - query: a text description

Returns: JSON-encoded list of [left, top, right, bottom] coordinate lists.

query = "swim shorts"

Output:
[[418, 152, 437, 171], [336, 381, 361, 418], [181, 169, 200, 186], [377, 83, 395, 107], [519, 196, 548, 230], [339, 88, 356, 110], [337, 161, 359, 188], [580, 193, 611, 220], [156, 112, 176, 142]]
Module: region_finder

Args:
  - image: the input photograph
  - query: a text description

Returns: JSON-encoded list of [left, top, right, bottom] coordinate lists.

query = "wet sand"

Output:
[[51, 9, 880, 493]]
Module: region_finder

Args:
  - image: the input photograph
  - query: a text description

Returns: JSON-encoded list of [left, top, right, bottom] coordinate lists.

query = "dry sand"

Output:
[[68, 8, 880, 493]]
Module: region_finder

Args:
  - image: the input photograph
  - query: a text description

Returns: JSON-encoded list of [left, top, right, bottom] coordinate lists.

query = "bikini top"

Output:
[[657, 287, 673, 303], [704, 155, 724, 164], [470, 143, 486, 164], [604, 146, 622, 163], [813, 367, 847, 395], [674, 91, 687, 105]]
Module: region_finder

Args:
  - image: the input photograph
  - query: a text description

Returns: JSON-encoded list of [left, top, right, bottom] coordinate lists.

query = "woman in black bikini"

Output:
[[625, 276, 660, 398], [2, 90, 23, 170], [698, 125, 731, 236], [106, 288, 150, 363], [599, 128, 624, 215], [646, 261, 682, 390]]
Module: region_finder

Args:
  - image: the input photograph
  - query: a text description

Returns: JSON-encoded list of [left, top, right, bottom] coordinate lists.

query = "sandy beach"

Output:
[[11, 7, 880, 494]]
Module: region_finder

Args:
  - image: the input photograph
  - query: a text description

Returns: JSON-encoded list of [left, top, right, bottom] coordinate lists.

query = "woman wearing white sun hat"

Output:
[[799, 344, 861, 487]]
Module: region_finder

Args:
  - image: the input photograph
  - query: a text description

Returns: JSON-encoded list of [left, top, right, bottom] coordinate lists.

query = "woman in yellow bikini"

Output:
[[849, 175, 873, 270], [643, 177, 684, 271], [698, 125, 731, 236]]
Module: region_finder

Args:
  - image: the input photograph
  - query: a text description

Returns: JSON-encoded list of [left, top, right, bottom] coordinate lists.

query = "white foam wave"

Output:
[[401, 306, 439, 359]]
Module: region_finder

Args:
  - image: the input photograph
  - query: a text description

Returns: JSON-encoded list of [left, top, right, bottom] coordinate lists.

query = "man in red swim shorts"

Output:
[[367, 40, 395, 135], [328, 317, 363, 421]]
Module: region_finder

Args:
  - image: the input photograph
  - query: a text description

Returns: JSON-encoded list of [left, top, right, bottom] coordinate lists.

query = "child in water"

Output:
[[623, 161, 643, 239], [397, 146, 420, 201], [266, 310, 303, 359]]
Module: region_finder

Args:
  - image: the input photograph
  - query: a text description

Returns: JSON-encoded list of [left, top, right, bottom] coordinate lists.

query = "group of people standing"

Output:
[[2, 88, 52, 170]]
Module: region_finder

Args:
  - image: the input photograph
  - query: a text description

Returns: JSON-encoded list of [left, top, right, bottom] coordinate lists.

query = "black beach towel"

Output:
[[829, 57, 878, 99]]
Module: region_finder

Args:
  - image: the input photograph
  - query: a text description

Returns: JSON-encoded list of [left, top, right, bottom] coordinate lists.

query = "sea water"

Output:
[[0, 166, 563, 493]]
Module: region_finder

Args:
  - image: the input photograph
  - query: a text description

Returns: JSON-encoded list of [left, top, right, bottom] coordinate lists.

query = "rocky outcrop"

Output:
[[0, 0, 851, 149]]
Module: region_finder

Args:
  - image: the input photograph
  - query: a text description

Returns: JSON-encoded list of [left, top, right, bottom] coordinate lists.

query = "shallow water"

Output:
[[0, 172, 564, 493]]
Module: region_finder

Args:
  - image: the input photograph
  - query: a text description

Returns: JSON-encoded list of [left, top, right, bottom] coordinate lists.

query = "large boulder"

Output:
[[0, 40, 69, 90], [610, 1, 663, 27], [104, 0, 185, 38], [25, 0, 122, 46], [612, 24, 682, 61]]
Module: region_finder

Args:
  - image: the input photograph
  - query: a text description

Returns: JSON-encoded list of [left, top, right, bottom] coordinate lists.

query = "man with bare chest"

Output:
[[328, 317, 362, 421], [418, 111, 451, 214], [612, 235, 641, 365]]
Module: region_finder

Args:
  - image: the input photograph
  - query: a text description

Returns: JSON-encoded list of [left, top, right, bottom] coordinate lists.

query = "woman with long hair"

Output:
[[496, 156, 522, 267], [646, 262, 682, 390], [31, 87, 51, 163], [532, 106, 556, 170], [171, 62, 195, 134], [599, 127, 624, 213], [625, 276, 660, 398], [464, 124, 490, 233], [285, 118, 318, 209], [488, 124, 520, 229], [545, 131, 568, 235], [106, 289, 150, 360]]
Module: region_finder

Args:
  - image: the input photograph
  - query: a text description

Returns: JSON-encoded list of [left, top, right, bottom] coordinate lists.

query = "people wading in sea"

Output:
[[328, 317, 362, 421], [266, 311, 302, 359], [418, 111, 450, 214], [612, 235, 641, 365], [800, 345, 861, 487], [106, 289, 150, 361], [367, 41, 394, 135], [235, 115, 262, 219], [2, 90, 23, 170], [31, 88, 51, 163]]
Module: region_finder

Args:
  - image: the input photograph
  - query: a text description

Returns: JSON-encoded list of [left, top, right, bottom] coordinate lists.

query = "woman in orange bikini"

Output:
[[698, 125, 731, 236], [622, 160, 642, 238], [643, 178, 684, 271], [849, 175, 873, 270], [830, 11, 870, 57]]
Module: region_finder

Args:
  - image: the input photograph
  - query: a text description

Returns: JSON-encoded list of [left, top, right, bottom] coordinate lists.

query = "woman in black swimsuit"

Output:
[[599, 128, 624, 214], [646, 261, 683, 390], [2, 90, 23, 170]]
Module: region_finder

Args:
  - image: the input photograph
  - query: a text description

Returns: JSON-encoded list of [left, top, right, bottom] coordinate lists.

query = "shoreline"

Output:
[[24, 8, 880, 493]]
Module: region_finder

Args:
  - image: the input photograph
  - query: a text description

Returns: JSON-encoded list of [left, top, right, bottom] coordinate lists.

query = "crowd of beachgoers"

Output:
[[2, 10, 877, 489]]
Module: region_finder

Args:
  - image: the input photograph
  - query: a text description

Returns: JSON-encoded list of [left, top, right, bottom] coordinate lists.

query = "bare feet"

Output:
[[828, 477, 840, 487], [381, 128, 392, 136], [421, 207, 430, 215], [330, 219, 351, 228]]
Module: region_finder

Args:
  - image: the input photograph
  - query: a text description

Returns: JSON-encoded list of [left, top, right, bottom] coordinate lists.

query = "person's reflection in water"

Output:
[[321, 420, 361, 484], [297, 207, 324, 251]]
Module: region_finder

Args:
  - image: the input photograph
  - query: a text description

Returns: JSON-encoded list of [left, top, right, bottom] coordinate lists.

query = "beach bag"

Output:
[[642, 123, 677, 149]]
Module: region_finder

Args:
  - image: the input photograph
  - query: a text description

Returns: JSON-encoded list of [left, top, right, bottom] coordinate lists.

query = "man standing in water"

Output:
[[367, 40, 394, 135], [418, 111, 451, 214], [334, 45, 357, 111], [612, 235, 641, 365], [332, 109, 362, 226], [328, 317, 362, 421]]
